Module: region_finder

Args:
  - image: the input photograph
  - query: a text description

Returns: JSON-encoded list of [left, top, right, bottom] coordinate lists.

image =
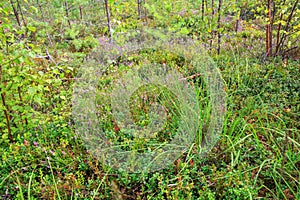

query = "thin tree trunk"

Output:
[[266, 0, 272, 57], [138, 0, 141, 19], [1, 93, 13, 142], [275, 13, 284, 55], [210, 0, 215, 52], [0, 65, 13, 143], [276, 0, 298, 55], [80, 6, 83, 21], [211, 0, 215, 15], [202, 0, 205, 20], [217, 0, 222, 55], [235, 0, 240, 32], [16, 0, 27, 28], [9, 0, 21, 27], [235, 18, 241, 33], [104, 0, 113, 41], [65, 1, 71, 27]]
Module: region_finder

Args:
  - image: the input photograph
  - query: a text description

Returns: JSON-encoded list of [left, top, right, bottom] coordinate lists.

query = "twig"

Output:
[[104, 0, 113, 42], [0, 89, 13, 142], [217, 0, 222, 55], [65, 1, 71, 27], [276, 0, 299, 55], [9, 0, 21, 27], [45, 48, 57, 65], [16, 0, 27, 28]]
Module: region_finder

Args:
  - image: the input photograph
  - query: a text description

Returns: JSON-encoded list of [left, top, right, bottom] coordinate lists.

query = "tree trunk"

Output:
[[0, 65, 13, 143], [217, 0, 222, 55], [266, 0, 272, 57], [275, 12, 284, 55], [210, 0, 215, 52], [138, 0, 142, 19], [9, 0, 21, 27], [104, 0, 113, 41], [202, 0, 205, 20], [275, 0, 298, 56], [235, 0, 240, 33], [16, 0, 27, 28], [211, 0, 215, 15], [80, 6, 83, 22], [65, 1, 71, 27]]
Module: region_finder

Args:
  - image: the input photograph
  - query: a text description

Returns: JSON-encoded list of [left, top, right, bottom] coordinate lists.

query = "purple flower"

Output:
[[33, 141, 39, 147], [49, 150, 55, 155]]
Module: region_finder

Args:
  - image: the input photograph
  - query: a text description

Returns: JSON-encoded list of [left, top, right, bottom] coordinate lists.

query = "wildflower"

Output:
[[49, 149, 55, 155], [23, 139, 29, 146]]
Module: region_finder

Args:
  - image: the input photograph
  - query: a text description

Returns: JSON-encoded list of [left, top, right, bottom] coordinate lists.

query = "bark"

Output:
[[266, 0, 273, 57], [9, 0, 21, 27], [144, 0, 148, 24], [235, 0, 240, 33], [138, 0, 142, 19], [65, 1, 71, 27], [16, 0, 27, 28], [210, 0, 215, 52], [80, 6, 83, 21], [202, 0, 205, 20], [217, 0, 222, 54], [275, 12, 284, 55], [1, 93, 13, 142], [0, 65, 13, 143], [211, 0, 215, 15], [276, 0, 298, 56], [104, 0, 113, 41]]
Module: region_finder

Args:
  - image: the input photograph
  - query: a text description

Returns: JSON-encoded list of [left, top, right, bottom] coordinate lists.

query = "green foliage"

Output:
[[0, 0, 299, 199]]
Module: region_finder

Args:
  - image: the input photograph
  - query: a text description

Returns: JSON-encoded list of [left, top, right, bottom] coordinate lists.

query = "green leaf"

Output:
[[28, 87, 36, 95], [180, 27, 190, 35], [28, 26, 36, 32], [29, 6, 38, 13]]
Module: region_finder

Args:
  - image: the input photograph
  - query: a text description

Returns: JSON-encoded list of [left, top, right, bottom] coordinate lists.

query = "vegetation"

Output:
[[0, 0, 299, 199]]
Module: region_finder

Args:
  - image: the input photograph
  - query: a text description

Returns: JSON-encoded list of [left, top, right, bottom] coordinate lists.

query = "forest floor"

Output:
[[0, 1, 299, 199]]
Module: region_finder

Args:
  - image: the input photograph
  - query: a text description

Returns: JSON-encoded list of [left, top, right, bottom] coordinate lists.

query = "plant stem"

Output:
[[202, 0, 205, 20], [217, 0, 222, 55], [104, 0, 113, 42], [1, 90, 13, 142], [266, 0, 273, 57], [9, 0, 21, 27], [16, 0, 27, 28], [138, 0, 142, 19], [65, 1, 71, 27], [80, 5, 83, 21]]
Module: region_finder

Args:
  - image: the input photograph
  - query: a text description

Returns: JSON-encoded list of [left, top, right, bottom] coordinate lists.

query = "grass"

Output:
[[0, 0, 299, 199], [1, 55, 298, 199]]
